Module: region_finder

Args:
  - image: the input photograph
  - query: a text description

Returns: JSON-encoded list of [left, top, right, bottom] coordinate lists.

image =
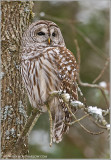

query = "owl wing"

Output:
[[58, 47, 78, 100], [50, 46, 78, 143]]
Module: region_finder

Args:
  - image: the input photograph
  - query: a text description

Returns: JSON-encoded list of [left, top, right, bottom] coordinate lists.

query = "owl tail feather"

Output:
[[50, 98, 71, 143]]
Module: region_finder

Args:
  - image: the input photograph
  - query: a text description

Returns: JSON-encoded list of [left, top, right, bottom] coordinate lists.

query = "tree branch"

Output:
[[10, 108, 41, 155], [16, 108, 41, 144], [49, 91, 110, 131], [74, 39, 109, 108], [92, 58, 110, 84]]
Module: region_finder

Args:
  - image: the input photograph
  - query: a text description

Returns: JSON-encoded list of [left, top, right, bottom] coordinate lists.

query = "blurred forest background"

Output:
[[28, 1, 110, 159]]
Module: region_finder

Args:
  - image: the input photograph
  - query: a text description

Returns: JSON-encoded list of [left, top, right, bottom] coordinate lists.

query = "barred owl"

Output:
[[21, 20, 78, 143]]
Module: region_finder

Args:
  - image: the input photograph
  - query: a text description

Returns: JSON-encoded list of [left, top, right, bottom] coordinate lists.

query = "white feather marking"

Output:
[[53, 48, 60, 54], [61, 57, 65, 61], [48, 50, 54, 54], [67, 66, 71, 71]]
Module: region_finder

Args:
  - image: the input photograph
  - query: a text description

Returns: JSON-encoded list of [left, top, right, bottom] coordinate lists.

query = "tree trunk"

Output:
[[1, 1, 34, 158]]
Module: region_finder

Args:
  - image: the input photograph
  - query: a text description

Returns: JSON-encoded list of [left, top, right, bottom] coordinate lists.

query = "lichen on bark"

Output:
[[1, 1, 34, 158]]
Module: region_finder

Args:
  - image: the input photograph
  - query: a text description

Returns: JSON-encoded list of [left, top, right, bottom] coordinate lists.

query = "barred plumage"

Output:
[[21, 20, 78, 143]]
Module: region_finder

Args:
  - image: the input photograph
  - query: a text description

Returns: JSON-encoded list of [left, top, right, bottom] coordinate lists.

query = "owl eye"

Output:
[[52, 32, 56, 37], [37, 31, 45, 36]]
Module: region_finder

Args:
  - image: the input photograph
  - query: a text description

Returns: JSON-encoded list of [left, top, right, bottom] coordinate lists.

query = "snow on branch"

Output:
[[49, 90, 110, 131]]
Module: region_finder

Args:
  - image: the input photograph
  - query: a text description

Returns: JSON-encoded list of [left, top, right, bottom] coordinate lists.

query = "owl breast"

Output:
[[21, 47, 61, 112], [21, 46, 78, 112]]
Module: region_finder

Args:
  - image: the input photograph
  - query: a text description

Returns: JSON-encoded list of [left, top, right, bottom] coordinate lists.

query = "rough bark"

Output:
[[1, 1, 34, 158]]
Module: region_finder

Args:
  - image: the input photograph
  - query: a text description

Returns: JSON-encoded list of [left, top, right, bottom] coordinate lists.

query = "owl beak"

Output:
[[48, 37, 51, 44]]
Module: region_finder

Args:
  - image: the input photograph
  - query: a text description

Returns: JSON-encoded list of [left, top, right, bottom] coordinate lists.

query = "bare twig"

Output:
[[76, 118, 104, 135], [40, 14, 78, 25], [66, 114, 89, 125], [15, 108, 41, 146], [78, 78, 109, 108], [90, 118, 108, 129], [74, 27, 107, 60], [65, 103, 104, 135], [93, 58, 110, 84], [74, 39, 109, 108]]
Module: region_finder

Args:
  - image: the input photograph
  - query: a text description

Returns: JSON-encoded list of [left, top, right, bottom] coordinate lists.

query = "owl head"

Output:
[[22, 20, 65, 48]]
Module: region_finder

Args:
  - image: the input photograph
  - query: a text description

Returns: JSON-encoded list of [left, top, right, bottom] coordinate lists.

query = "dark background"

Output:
[[28, 1, 109, 159]]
